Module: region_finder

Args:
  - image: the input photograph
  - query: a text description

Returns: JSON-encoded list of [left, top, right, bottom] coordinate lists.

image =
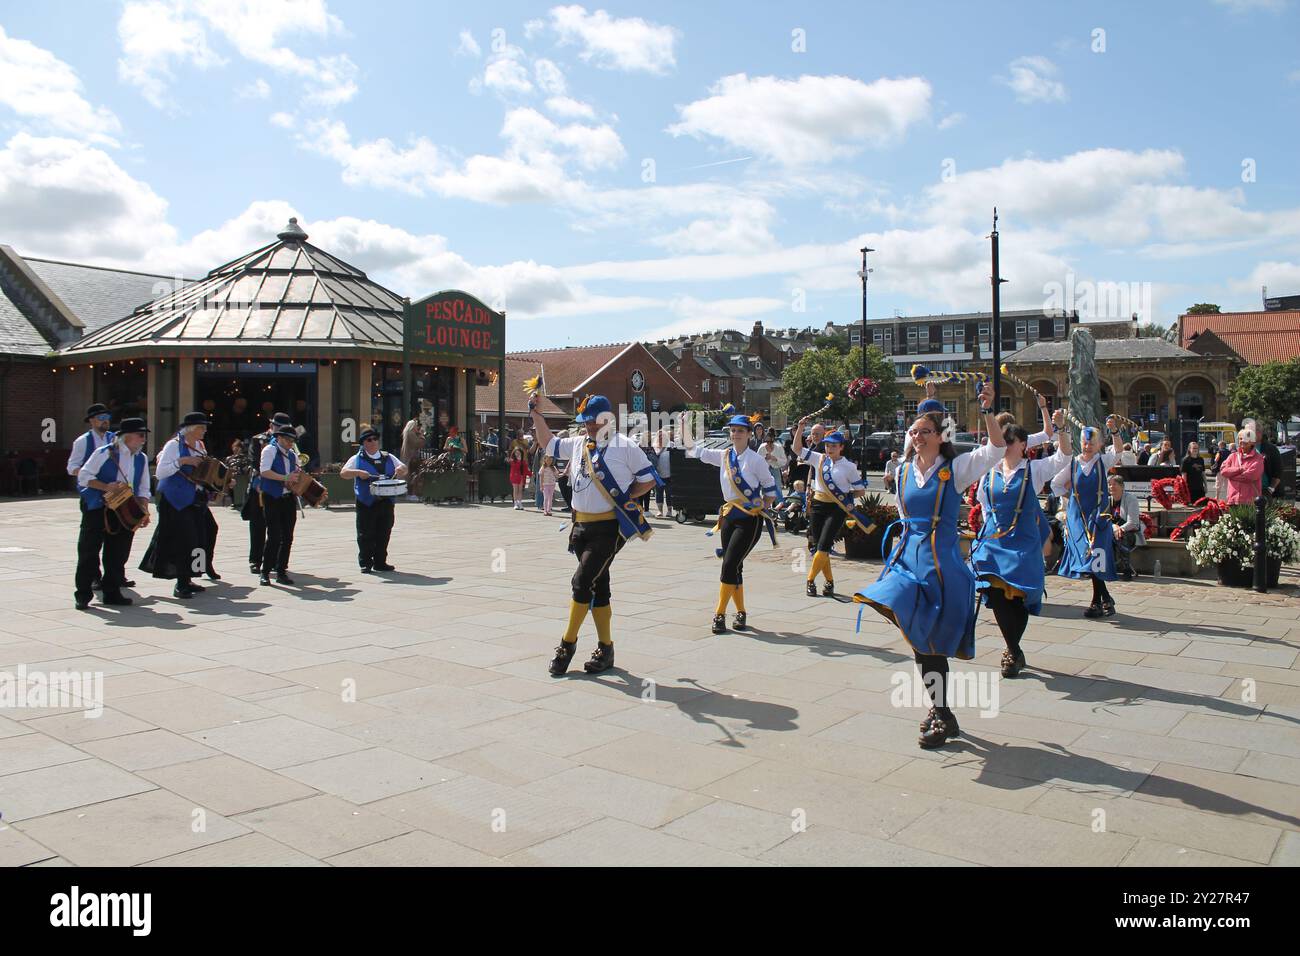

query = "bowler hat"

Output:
[[84, 403, 109, 422], [116, 417, 150, 435], [180, 411, 210, 428]]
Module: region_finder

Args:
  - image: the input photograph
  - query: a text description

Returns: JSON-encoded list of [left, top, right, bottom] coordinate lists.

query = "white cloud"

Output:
[[0, 133, 175, 263], [534, 58, 567, 96], [297, 108, 623, 203], [937, 112, 965, 130], [1000, 55, 1066, 104], [117, 0, 356, 108], [1230, 260, 1300, 297], [482, 48, 534, 95], [643, 296, 788, 340], [269, 111, 295, 129], [456, 29, 481, 57], [668, 74, 932, 166], [544, 96, 596, 119], [547, 5, 678, 74], [0, 26, 123, 145], [237, 78, 271, 99]]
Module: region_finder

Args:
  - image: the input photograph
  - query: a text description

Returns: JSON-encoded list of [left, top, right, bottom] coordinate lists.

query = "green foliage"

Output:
[[1186, 303, 1221, 315], [1227, 358, 1300, 431], [777, 344, 901, 424], [812, 332, 850, 354]]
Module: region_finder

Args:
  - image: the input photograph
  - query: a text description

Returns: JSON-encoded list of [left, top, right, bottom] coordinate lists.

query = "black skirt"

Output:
[[140, 500, 216, 578]]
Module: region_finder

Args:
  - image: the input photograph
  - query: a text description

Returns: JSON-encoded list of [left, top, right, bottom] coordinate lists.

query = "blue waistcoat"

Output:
[[262, 445, 297, 499], [158, 434, 203, 510], [80, 447, 147, 511], [354, 453, 396, 507]]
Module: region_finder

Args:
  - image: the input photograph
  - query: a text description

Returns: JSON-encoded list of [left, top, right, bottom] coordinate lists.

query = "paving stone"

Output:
[[140, 754, 319, 815], [1072, 727, 1245, 775], [142, 832, 326, 866], [574, 731, 758, 790], [14, 789, 246, 865], [506, 817, 763, 867], [1171, 713, 1300, 759], [0, 733, 86, 776], [660, 801, 799, 857], [279, 748, 457, 804], [234, 794, 413, 858], [759, 823, 975, 867], [0, 758, 154, 821], [436, 742, 578, 787], [113, 686, 275, 733], [523, 765, 713, 828], [80, 728, 220, 771], [1119, 838, 1262, 867], [187, 715, 369, 769], [327, 830, 508, 866], [0, 824, 58, 866]]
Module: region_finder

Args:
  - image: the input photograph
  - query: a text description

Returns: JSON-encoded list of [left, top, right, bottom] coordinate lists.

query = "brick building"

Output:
[[1178, 309, 1300, 366]]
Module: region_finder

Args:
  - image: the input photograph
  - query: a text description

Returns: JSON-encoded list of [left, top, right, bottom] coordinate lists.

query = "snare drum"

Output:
[[371, 479, 407, 499]]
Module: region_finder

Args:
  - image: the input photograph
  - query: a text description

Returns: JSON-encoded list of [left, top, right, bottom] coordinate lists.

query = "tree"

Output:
[[1137, 321, 1171, 339], [1227, 358, 1300, 433], [1186, 303, 1221, 315], [812, 331, 850, 354], [777, 344, 901, 425]]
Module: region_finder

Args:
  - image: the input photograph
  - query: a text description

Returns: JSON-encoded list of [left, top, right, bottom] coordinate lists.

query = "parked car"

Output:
[[861, 431, 897, 467]]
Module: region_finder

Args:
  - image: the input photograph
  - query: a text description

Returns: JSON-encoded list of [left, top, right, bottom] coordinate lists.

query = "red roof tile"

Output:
[[1179, 311, 1300, 365], [476, 357, 565, 417], [508, 343, 633, 395]]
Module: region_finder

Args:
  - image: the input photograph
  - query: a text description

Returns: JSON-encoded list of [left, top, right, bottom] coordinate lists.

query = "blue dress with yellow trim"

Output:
[[1056, 457, 1116, 581], [855, 460, 977, 660], [971, 465, 1049, 615]]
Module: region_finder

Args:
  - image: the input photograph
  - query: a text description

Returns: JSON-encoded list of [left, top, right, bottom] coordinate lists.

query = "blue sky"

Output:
[[1, 0, 1298, 350]]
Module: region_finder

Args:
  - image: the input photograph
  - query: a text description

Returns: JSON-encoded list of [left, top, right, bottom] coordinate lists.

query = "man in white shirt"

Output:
[[75, 418, 151, 609], [654, 429, 674, 518], [67, 403, 117, 590], [1108, 474, 1144, 580], [529, 393, 656, 676], [884, 451, 902, 493], [340, 428, 409, 573], [759, 431, 787, 504]]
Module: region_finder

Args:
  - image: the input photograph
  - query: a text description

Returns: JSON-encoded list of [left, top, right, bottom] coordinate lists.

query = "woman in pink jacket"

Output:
[[1218, 429, 1264, 504]]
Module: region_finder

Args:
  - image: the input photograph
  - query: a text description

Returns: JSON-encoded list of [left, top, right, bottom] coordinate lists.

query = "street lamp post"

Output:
[[858, 246, 874, 471]]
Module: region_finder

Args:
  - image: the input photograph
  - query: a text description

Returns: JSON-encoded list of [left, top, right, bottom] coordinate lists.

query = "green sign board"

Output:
[[404, 290, 505, 363]]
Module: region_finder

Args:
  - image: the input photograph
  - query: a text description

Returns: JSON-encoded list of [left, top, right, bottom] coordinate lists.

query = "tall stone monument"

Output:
[[1067, 327, 1103, 436]]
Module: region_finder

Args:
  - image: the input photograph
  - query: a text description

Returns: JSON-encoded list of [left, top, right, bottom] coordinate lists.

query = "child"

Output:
[[509, 447, 531, 510], [779, 479, 807, 533], [539, 455, 559, 516]]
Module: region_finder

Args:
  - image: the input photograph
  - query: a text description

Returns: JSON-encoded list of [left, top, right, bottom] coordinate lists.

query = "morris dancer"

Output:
[[340, 427, 408, 573], [74, 419, 151, 609], [792, 422, 871, 598], [258, 424, 302, 586], [1050, 417, 1124, 618], [529, 394, 656, 676], [970, 410, 1071, 678], [855, 382, 1004, 749], [66, 403, 119, 591], [150, 411, 211, 600], [244, 411, 292, 574], [680, 411, 776, 634]]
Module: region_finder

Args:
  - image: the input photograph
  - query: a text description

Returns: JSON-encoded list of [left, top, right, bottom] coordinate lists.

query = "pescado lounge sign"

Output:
[[405, 290, 505, 360]]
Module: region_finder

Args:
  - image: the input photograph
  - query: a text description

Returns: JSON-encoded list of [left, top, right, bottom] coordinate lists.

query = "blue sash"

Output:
[[706, 448, 776, 554], [820, 454, 875, 532], [584, 441, 653, 542]]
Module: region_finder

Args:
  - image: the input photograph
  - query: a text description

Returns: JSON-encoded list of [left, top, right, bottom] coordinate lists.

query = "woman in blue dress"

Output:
[[1051, 416, 1125, 618], [970, 409, 1071, 679], [856, 382, 1004, 749]]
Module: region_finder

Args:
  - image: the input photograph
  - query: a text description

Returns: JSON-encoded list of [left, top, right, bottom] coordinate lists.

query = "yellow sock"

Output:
[[806, 554, 819, 582], [591, 604, 613, 645], [715, 583, 735, 615], [733, 584, 746, 613], [562, 599, 589, 643], [820, 551, 834, 584]]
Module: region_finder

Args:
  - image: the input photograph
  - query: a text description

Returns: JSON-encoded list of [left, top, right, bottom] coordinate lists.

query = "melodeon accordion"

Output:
[[285, 468, 328, 507], [190, 455, 230, 493], [104, 485, 150, 532]]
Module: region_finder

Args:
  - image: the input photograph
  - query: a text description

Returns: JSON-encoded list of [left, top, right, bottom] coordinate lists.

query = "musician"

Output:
[[243, 412, 292, 574], [681, 412, 776, 634], [855, 383, 1005, 749], [67, 403, 119, 590], [529, 394, 656, 676], [1050, 417, 1125, 618], [792, 421, 868, 598], [152, 411, 211, 600], [74, 418, 151, 609], [258, 424, 302, 585], [340, 428, 408, 573], [970, 412, 1071, 679]]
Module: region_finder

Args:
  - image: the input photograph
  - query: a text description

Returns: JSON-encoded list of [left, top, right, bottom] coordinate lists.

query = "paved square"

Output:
[[1, 497, 1297, 866]]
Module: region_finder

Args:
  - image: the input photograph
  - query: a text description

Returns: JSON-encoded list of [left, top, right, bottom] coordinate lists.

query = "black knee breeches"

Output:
[[808, 499, 845, 553], [569, 519, 624, 607], [719, 509, 763, 586]]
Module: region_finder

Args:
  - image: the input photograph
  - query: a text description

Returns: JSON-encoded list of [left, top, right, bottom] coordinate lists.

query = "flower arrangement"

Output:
[[1186, 503, 1300, 569]]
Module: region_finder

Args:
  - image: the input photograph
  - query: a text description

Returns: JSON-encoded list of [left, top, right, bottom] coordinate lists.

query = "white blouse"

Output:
[[1050, 452, 1117, 496], [690, 446, 776, 503], [975, 447, 1071, 515], [907, 439, 1006, 493]]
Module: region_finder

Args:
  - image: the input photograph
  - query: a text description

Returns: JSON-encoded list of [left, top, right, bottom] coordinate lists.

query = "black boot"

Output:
[[584, 643, 615, 673], [250, 562, 261, 574], [374, 562, 395, 572], [276, 571, 294, 585], [732, 611, 748, 631], [1084, 603, 1103, 618], [549, 641, 577, 677], [1000, 648, 1026, 678], [919, 708, 960, 749], [101, 593, 133, 607], [74, 592, 91, 610], [173, 584, 194, 599], [711, 613, 728, 634], [1102, 598, 1116, 617], [806, 580, 818, 597], [822, 581, 835, 597], [259, 571, 271, 585]]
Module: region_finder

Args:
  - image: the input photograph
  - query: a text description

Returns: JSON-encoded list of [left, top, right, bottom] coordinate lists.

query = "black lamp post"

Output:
[[857, 246, 874, 470]]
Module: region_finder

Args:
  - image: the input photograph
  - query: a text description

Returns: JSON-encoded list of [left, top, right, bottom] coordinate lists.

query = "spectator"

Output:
[[508, 446, 531, 510], [444, 426, 466, 465], [1120, 443, 1138, 467], [884, 451, 902, 493], [538, 455, 559, 516], [1218, 430, 1265, 504], [654, 429, 673, 518], [760, 431, 787, 504], [1181, 440, 1206, 502], [1257, 428, 1283, 499], [1108, 475, 1145, 581], [1147, 438, 1177, 467]]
